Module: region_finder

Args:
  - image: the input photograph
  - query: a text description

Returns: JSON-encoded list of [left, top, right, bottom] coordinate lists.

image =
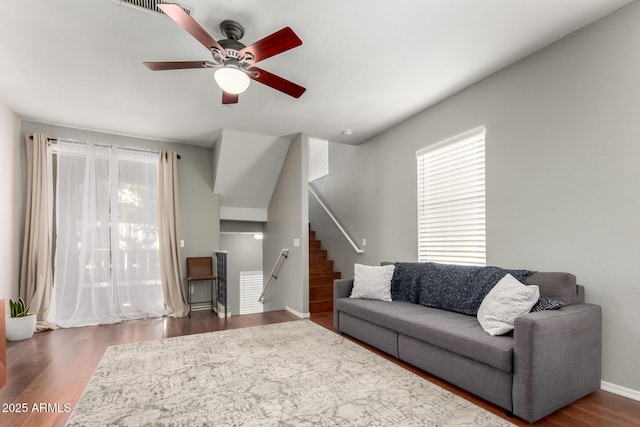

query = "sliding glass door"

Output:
[[48, 142, 165, 328]]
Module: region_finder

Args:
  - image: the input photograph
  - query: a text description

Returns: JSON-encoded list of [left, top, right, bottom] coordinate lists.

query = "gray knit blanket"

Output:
[[390, 262, 534, 315]]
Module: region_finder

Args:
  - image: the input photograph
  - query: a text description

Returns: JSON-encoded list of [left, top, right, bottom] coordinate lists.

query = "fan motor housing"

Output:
[[219, 38, 246, 54], [220, 20, 245, 40], [219, 21, 247, 60]]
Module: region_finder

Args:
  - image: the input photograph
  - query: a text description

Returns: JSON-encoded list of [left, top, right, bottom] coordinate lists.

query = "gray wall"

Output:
[[0, 102, 22, 311], [219, 233, 263, 315], [21, 121, 220, 304], [263, 133, 309, 315], [310, 2, 640, 393]]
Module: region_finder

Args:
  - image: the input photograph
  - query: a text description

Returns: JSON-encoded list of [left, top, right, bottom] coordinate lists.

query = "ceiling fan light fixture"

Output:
[[214, 63, 250, 95], [145, 7, 304, 103]]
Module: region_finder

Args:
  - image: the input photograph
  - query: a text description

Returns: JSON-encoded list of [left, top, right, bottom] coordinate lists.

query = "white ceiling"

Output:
[[0, 0, 632, 146]]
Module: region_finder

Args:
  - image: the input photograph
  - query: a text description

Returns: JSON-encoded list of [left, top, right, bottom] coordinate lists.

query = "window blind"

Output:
[[239, 271, 264, 315], [308, 137, 329, 182], [416, 127, 486, 266]]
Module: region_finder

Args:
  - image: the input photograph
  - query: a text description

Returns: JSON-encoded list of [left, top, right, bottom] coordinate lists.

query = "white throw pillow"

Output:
[[477, 274, 540, 336], [350, 263, 395, 301]]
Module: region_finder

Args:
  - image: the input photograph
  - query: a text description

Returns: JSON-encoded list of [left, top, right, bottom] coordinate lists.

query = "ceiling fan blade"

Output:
[[239, 27, 302, 64], [249, 67, 306, 98], [158, 3, 226, 54], [222, 92, 239, 104], [144, 61, 214, 71]]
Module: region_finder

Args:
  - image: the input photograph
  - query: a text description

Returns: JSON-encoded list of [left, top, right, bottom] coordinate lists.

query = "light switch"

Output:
[[362, 238, 367, 247], [180, 240, 184, 248], [293, 238, 300, 247]]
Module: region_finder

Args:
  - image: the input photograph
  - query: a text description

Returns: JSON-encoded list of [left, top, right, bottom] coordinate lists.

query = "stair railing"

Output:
[[308, 184, 364, 254], [259, 248, 289, 302]]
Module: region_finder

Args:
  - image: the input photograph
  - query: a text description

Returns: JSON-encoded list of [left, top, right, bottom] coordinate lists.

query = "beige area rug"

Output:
[[67, 320, 514, 426]]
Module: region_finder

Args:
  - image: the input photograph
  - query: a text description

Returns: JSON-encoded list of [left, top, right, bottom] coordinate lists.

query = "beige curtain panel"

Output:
[[158, 150, 189, 317], [19, 133, 55, 331]]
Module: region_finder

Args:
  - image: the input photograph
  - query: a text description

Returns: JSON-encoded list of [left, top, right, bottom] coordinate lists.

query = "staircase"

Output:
[[309, 226, 341, 313]]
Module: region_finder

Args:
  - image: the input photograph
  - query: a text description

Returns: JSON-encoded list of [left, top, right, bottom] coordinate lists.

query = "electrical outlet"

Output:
[[293, 238, 300, 247]]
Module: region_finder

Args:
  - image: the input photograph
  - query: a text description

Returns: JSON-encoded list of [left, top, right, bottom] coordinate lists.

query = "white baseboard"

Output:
[[286, 306, 310, 319], [601, 381, 640, 401]]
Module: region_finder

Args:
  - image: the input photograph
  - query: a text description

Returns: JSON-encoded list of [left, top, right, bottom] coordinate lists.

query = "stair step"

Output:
[[309, 271, 341, 281], [309, 230, 316, 241], [310, 259, 333, 267], [310, 260, 334, 273], [310, 285, 333, 302], [310, 240, 322, 250], [309, 272, 341, 288], [310, 266, 335, 274], [309, 249, 328, 261], [309, 277, 338, 288], [309, 300, 333, 314]]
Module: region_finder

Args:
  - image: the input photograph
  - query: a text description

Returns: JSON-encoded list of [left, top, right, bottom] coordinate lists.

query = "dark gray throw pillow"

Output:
[[503, 295, 565, 337], [530, 295, 564, 312]]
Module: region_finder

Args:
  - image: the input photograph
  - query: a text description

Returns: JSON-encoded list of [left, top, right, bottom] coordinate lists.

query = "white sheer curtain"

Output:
[[48, 142, 166, 328]]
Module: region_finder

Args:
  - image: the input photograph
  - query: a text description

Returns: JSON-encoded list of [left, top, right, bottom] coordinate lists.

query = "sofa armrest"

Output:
[[333, 279, 354, 330], [512, 303, 602, 422]]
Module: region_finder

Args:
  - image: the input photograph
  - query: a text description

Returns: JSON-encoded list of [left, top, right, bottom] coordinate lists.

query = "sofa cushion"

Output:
[[335, 298, 514, 372], [391, 262, 533, 315]]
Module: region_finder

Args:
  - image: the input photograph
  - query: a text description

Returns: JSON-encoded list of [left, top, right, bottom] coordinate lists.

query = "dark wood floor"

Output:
[[1, 310, 639, 427]]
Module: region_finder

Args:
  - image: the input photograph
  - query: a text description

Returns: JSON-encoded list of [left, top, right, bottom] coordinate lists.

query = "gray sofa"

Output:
[[333, 267, 602, 423]]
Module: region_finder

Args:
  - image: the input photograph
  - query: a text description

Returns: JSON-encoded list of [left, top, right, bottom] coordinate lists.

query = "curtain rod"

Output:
[[28, 135, 181, 159]]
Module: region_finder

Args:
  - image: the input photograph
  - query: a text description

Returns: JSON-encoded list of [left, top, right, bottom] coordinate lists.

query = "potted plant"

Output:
[[6, 298, 37, 341]]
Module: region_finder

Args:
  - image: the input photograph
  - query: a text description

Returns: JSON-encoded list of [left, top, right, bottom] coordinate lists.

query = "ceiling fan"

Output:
[[144, 3, 306, 104]]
